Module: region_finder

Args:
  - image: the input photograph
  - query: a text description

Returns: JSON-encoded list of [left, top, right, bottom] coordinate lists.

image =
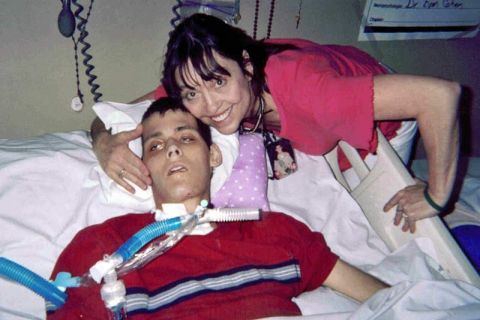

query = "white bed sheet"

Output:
[[0, 131, 133, 319], [267, 152, 480, 319], [0, 131, 479, 320]]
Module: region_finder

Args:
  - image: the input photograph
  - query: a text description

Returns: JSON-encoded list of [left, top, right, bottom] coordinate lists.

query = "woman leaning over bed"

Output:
[[91, 14, 460, 234]]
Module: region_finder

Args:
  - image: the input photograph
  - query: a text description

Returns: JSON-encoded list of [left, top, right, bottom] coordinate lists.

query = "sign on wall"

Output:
[[358, 0, 480, 41]]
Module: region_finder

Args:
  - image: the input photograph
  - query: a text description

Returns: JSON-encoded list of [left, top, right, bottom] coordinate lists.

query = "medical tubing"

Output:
[[203, 208, 261, 222], [0, 257, 67, 308], [116, 215, 198, 277], [101, 271, 127, 320], [108, 306, 126, 320], [72, 0, 103, 102], [114, 217, 184, 261], [115, 209, 259, 277]]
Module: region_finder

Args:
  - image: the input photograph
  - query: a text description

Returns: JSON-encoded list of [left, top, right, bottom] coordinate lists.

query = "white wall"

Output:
[[1, 0, 479, 156]]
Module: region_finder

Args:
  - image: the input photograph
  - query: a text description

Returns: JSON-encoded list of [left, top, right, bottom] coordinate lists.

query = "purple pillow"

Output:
[[211, 134, 270, 211]]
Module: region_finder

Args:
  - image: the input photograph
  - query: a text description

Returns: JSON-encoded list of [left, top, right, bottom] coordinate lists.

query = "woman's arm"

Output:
[[90, 90, 156, 193], [373, 74, 461, 232]]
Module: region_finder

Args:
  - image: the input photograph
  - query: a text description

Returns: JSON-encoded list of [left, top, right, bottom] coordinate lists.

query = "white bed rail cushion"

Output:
[[324, 129, 480, 287]]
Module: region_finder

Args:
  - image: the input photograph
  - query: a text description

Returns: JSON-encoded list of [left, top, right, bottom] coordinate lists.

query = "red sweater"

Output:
[[48, 212, 338, 319]]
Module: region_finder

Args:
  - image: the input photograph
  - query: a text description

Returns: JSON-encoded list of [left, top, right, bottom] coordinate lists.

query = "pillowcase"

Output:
[[92, 100, 269, 211]]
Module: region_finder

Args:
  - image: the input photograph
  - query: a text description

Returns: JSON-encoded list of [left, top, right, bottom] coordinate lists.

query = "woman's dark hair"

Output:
[[142, 97, 212, 147], [162, 13, 296, 101]]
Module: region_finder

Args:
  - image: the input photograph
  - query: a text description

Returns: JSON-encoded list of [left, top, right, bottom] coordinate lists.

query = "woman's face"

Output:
[[175, 51, 255, 135]]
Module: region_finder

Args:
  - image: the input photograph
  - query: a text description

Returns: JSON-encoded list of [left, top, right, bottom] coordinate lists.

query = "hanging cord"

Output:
[[252, 0, 275, 40], [170, 0, 183, 29], [266, 0, 276, 39], [72, 0, 103, 103], [295, 0, 303, 29], [71, 37, 84, 103], [252, 0, 260, 40]]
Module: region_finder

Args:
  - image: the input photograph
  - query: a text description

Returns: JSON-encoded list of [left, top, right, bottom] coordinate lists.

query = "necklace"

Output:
[[241, 96, 265, 134], [246, 0, 275, 134]]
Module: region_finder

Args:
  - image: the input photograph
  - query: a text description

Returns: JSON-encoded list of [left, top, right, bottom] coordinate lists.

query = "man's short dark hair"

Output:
[[142, 97, 212, 146]]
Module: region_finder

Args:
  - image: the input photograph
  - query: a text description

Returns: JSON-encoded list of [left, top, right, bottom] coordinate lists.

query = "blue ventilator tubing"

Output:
[[0, 257, 67, 308], [114, 216, 184, 261]]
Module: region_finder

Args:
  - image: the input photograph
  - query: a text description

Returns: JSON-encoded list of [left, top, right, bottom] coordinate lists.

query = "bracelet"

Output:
[[423, 186, 446, 212]]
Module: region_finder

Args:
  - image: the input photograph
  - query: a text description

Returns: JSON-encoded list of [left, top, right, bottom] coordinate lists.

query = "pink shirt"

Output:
[[155, 39, 401, 169], [265, 39, 400, 161]]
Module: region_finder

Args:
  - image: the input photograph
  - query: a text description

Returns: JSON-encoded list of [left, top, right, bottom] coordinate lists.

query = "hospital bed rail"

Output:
[[324, 129, 480, 287]]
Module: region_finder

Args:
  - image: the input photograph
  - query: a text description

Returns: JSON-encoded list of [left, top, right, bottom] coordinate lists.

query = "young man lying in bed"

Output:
[[48, 97, 388, 319]]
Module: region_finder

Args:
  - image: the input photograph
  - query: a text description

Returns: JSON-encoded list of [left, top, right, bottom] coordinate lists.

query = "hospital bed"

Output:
[[1, 100, 479, 320], [324, 129, 480, 287]]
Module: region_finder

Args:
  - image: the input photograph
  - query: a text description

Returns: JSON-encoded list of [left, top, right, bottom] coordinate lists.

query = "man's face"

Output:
[[142, 110, 221, 208]]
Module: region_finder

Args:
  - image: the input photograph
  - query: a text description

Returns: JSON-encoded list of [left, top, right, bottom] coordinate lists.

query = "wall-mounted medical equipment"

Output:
[[57, 0, 102, 112], [171, 0, 241, 28]]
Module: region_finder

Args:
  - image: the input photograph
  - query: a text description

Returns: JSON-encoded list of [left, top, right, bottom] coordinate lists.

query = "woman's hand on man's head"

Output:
[[92, 125, 151, 193]]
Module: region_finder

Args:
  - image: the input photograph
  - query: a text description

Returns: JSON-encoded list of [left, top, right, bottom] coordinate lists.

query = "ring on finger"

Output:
[[119, 168, 127, 178]]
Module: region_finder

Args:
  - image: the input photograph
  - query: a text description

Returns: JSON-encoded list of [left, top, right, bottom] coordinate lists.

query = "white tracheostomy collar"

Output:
[[152, 203, 214, 235]]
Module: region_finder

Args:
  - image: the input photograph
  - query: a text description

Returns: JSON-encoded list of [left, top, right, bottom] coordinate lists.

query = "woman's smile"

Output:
[[211, 106, 233, 122]]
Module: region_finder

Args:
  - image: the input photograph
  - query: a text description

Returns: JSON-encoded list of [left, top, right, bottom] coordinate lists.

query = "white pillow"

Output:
[[92, 100, 240, 211]]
